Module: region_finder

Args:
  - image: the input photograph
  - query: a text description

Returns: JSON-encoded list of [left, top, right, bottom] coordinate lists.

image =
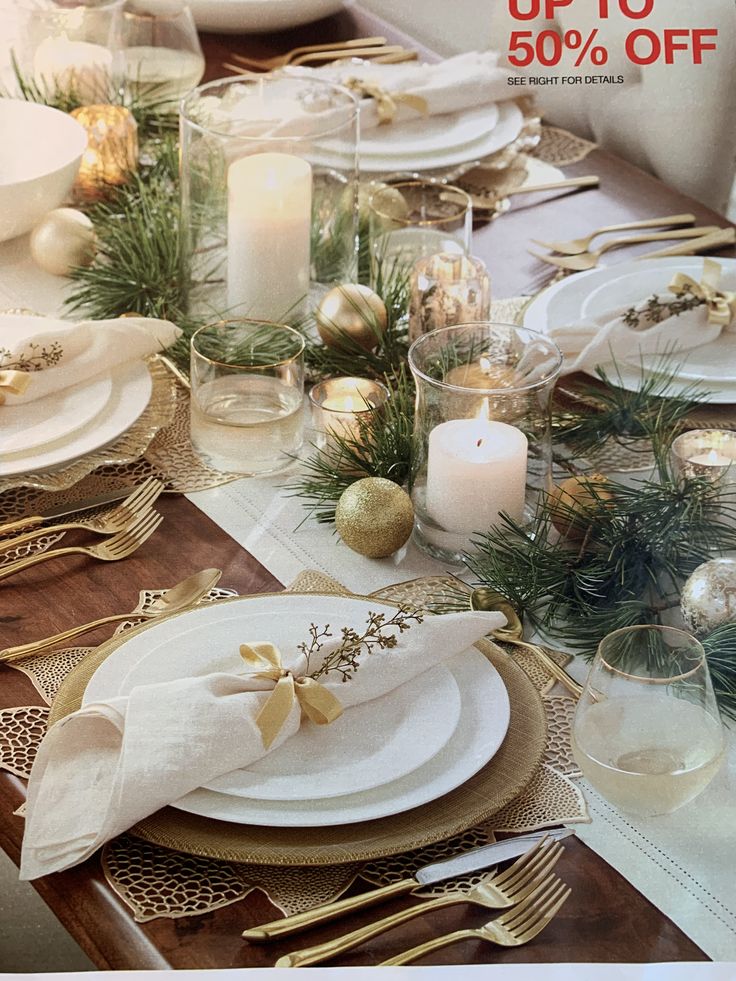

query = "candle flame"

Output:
[[707, 449, 721, 464], [475, 397, 490, 422], [479, 357, 491, 373]]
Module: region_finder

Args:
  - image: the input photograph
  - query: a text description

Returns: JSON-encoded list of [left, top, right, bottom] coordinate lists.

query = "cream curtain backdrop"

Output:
[[363, 0, 736, 214]]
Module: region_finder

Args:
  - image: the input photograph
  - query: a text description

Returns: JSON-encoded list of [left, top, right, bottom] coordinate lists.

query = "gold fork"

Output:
[[0, 510, 163, 582], [531, 213, 696, 256], [229, 37, 387, 71], [0, 478, 164, 551], [224, 48, 419, 76], [272, 842, 564, 967], [530, 226, 720, 272], [379, 876, 571, 966]]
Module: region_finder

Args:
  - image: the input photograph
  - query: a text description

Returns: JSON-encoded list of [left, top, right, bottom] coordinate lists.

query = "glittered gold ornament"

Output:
[[681, 558, 736, 634], [315, 284, 388, 352], [550, 473, 613, 540], [29, 208, 96, 277], [335, 477, 414, 558]]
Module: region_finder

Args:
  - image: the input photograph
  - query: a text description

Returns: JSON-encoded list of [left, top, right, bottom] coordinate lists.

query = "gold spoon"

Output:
[[0, 568, 223, 663], [470, 587, 583, 698]]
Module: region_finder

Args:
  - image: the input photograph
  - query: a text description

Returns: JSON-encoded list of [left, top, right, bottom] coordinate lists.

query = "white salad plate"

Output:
[[523, 257, 736, 402], [360, 104, 501, 159], [0, 360, 153, 476], [175, 645, 510, 826], [82, 594, 491, 804]]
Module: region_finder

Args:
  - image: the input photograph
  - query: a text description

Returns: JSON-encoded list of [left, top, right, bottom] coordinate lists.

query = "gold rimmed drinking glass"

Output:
[[572, 625, 725, 817], [368, 179, 473, 280], [189, 320, 305, 476], [121, 0, 204, 105]]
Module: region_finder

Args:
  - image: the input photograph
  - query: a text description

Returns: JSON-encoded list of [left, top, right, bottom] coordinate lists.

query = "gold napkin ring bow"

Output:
[[0, 369, 31, 405], [239, 643, 343, 749], [344, 77, 428, 126], [669, 258, 736, 328]]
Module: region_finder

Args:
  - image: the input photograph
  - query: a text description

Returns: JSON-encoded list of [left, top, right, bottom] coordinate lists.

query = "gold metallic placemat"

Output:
[[48, 591, 547, 867]]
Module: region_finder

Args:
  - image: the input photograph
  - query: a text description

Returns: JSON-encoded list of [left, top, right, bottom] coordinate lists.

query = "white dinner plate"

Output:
[[360, 104, 501, 159], [523, 257, 736, 402], [82, 594, 476, 802], [358, 101, 524, 174], [175, 646, 509, 826], [0, 359, 152, 476]]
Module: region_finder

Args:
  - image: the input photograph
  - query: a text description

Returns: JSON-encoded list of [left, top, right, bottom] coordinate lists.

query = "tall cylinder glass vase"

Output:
[[408, 322, 563, 564], [180, 75, 360, 324]]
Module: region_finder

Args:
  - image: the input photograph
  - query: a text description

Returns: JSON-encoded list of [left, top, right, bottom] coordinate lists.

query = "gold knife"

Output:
[[0, 486, 145, 537]]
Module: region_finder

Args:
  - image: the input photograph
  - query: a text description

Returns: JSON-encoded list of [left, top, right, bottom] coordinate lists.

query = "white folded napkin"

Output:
[[20, 608, 505, 880], [0, 315, 181, 406], [550, 288, 735, 376]]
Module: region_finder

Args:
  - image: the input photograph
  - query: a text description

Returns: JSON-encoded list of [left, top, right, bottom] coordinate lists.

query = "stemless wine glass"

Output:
[[190, 320, 305, 476], [572, 625, 725, 817], [121, 0, 204, 104]]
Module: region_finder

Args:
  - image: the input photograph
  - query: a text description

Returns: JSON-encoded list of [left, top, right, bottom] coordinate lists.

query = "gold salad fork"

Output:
[[272, 840, 564, 967], [531, 226, 720, 272], [531, 213, 696, 255], [0, 510, 163, 582], [379, 876, 572, 966], [0, 477, 163, 551]]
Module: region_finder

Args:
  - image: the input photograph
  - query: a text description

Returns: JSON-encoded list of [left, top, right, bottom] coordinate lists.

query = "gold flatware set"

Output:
[[225, 37, 418, 75], [241, 834, 573, 967]]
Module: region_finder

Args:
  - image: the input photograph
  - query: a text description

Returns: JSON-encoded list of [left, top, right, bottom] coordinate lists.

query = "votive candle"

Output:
[[409, 252, 491, 342], [71, 105, 139, 195], [671, 430, 736, 483], [309, 376, 389, 447]]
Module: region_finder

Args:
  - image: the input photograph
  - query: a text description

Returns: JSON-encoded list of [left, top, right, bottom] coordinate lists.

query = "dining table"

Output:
[[1, 3, 734, 971]]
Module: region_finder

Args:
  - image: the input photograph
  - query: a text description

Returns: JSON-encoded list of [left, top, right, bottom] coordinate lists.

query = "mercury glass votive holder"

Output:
[[409, 252, 491, 343], [179, 75, 359, 321], [408, 322, 563, 564], [671, 430, 736, 484], [190, 320, 305, 476], [309, 376, 390, 449], [71, 104, 139, 196], [368, 180, 473, 283]]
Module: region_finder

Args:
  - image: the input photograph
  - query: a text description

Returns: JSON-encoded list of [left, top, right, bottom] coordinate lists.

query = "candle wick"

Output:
[[476, 438, 484, 449]]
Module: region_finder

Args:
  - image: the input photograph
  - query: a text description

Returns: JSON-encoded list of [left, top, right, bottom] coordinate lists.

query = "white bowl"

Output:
[[0, 100, 88, 243], [189, 0, 351, 34]]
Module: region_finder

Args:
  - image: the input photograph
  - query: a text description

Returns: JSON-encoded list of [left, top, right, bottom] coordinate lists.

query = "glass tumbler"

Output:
[[408, 322, 562, 563], [368, 180, 473, 280], [121, 0, 204, 105], [572, 625, 725, 817], [190, 320, 305, 476]]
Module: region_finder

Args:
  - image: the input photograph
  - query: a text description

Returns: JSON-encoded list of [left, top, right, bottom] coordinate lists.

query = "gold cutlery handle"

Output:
[[504, 638, 583, 698], [381, 929, 477, 967], [507, 175, 600, 197], [274, 893, 464, 967], [243, 879, 416, 942], [0, 546, 85, 582], [0, 521, 80, 551], [0, 515, 44, 537], [594, 213, 695, 234], [641, 227, 736, 259], [0, 612, 135, 662], [598, 225, 720, 255], [293, 45, 408, 66]]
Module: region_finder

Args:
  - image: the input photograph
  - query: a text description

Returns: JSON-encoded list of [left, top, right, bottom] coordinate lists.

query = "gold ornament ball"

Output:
[[336, 478, 414, 558], [550, 473, 613, 540], [315, 284, 388, 351], [29, 208, 96, 277]]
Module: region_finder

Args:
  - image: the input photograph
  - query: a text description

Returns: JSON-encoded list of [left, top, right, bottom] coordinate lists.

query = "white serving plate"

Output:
[[523, 257, 736, 402], [189, 0, 352, 34], [83, 594, 479, 802], [0, 360, 152, 476], [175, 646, 509, 826]]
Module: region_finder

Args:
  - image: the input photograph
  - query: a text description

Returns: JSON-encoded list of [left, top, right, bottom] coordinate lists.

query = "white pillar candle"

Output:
[[689, 450, 732, 467], [227, 152, 312, 322], [33, 37, 113, 103], [426, 406, 528, 534]]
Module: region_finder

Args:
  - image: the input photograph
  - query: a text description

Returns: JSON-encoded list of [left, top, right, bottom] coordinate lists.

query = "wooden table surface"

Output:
[[2, 3, 734, 970]]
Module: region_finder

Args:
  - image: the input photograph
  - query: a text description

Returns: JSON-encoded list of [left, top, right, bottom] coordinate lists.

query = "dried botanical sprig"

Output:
[[0, 341, 64, 371], [622, 291, 703, 329], [300, 608, 424, 683]]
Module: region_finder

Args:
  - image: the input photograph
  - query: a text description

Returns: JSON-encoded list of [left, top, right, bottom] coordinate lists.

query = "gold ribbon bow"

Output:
[[240, 643, 344, 749], [669, 259, 736, 328], [344, 78, 428, 126], [0, 370, 31, 405]]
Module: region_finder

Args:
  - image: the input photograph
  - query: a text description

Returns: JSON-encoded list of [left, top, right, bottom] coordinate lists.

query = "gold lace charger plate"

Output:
[[48, 591, 546, 867]]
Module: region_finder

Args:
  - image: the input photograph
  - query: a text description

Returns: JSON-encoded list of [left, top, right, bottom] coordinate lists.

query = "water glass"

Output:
[[572, 625, 725, 817], [368, 180, 472, 279], [190, 320, 305, 476], [122, 0, 204, 105]]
